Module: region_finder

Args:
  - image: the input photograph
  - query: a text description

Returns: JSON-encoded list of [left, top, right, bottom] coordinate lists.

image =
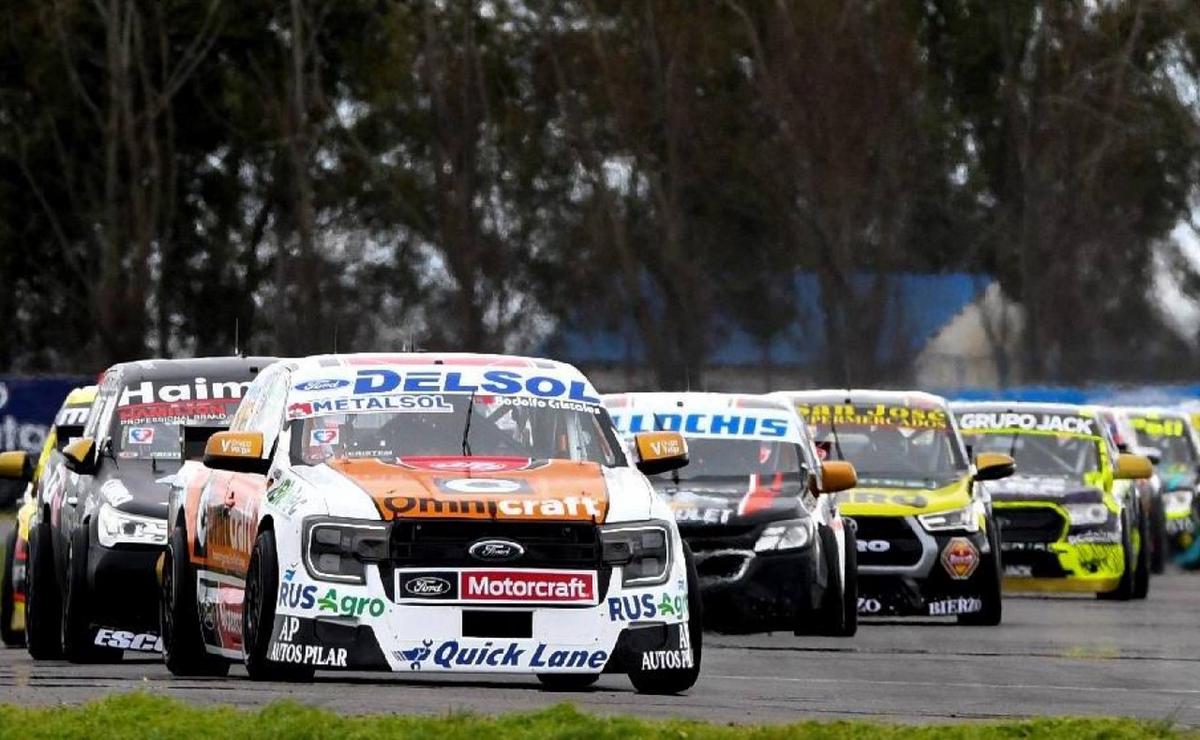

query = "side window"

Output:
[[84, 371, 121, 445], [240, 365, 291, 453]]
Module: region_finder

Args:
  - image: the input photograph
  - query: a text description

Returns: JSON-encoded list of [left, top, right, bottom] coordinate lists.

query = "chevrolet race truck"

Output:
[[605, 392, 859, 637], [161, 353, 702, 694]]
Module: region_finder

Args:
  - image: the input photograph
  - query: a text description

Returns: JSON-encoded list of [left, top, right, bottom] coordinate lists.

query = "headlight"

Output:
[[303, 518, 389, 584], [600, 522, 671, 586], [918, 503, 981, 533], [1165, 489, 1194, 515], [96, 503, 168, 547], [754, 518, 815, 552], [1064, 503, 1110, 526]]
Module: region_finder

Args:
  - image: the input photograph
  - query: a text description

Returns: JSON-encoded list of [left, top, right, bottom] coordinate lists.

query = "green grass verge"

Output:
[[0, 693, 1191, 740]]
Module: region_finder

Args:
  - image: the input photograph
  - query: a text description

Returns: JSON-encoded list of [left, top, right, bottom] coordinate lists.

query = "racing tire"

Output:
[[61, 525, 121, 663], [802, 524, 856, 637], [627, 542, 702, 695], [1132, 502, 1151, 600], [161, 525, 229, 676], [1149, 495, 1167, 575], [1, 526, 24, 647], [24, 520, 63, 659], [958, 524, 1003, 626], [536, 673, 601, 691], [243, 529, 314, 682], [1097, 511, 1136, 602]]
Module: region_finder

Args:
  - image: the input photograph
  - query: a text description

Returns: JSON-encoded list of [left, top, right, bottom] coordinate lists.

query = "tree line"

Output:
[[1, 0, 1199, 388]]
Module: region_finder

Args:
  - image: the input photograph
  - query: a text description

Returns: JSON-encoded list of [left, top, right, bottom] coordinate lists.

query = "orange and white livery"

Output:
[[161, 353, 701, 694]]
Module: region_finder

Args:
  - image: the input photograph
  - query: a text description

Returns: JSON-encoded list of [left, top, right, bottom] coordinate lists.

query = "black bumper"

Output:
[[86, 539, 163, 632], [857, 530, 993, 618], [688, 542, 824, 633]]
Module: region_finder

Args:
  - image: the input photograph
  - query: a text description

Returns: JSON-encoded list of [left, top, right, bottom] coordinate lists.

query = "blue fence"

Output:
[[0, 375, 94, 454], [945, 384, 1200, 407]]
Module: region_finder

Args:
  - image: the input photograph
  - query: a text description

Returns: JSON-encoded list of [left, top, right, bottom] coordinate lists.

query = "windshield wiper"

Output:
[[461, 390, 476, 457]]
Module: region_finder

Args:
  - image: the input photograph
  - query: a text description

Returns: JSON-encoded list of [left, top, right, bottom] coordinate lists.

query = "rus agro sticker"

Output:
[[941, 537, 980, 580], [127, 426, 156, 444]]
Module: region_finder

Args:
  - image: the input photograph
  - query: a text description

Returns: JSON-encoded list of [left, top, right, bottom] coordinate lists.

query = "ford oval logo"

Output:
[[294, 378, 350, 392], [404, 576, 452, 596], [468, 539, 525, 562]]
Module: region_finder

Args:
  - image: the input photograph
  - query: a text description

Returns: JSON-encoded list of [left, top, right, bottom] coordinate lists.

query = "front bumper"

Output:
[[994, 502, 1125, 594], [86, 539, 163, 632], [265, 556, 693, 674], [851, 514, 992, 617]]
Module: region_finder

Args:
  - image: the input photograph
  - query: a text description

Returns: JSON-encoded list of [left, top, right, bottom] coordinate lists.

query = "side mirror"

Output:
[[54, 424, 85, 452], [632, 431, 689, 476], [818, 461, 857, 493], [0, 451, 31, 482], [63, 437, 98, 475], [974, 452, 1016, 481], [1115, 453, 1153, 480], [182, 425, 228, 462], [203, 431, 270, 475]]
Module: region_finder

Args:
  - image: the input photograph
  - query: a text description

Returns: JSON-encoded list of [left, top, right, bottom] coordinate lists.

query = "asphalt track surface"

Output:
[[1, 522, 1197, 724]]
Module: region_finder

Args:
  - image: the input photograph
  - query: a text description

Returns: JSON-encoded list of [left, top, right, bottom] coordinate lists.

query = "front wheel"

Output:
[[1098, 511, 1136, 602], [1132, 502, 1151, 600], [24, 521, 62, 659], [243, 528, 313, 682], [161, 525, 228, 676], [628, 542, 702, 695], [61, 526, 121, 663], [1149, 495, 1167, 575], [1, 527, 24, 647], [959, 525, 1002, 626]]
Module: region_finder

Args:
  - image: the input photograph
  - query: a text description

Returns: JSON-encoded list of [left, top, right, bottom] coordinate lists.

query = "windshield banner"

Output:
[[956, 412, 1096, 436], [796, 403, 948, 430]]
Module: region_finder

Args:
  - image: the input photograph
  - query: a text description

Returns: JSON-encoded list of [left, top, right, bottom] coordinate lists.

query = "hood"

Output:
[[325, 456, 611, 523], [650, 474, 809, 527], [100, 460, 183, 518], [837, 475, 971, 517], [983, 474, 1105, 504]]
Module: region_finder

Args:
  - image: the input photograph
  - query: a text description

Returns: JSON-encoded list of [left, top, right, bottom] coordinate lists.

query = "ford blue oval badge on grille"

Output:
[[468, 539, 525, 562]]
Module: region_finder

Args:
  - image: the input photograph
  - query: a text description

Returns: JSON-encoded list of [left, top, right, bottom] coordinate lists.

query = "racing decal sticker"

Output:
[[941, 537, 980, 580], [309, 427, 340, 445], [955, 412, 1095, 436], [796, 403, 949, 429], [611, 412, 790, 439], [1129, 416, 1186, 438], [94, 628, 162, 652], [394, 569, 597, 605], [606, 591, 687, 621], [436, 478, 529, 495], [118, 379, 251, 407], [127, 426, 156, 444], [333, 457, 610, 523], [293, 379, 352, 393], [641, 623, 694, 671], [287, 393, 453, 419], [395, 639, 608, 672], [268, 615, 348, 668], [927, 597, 983, 616], [398, 572, 458, 599], [857, 597, 883, 614], [265, 478, 306, 516], [118, 399, 240, 424]]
